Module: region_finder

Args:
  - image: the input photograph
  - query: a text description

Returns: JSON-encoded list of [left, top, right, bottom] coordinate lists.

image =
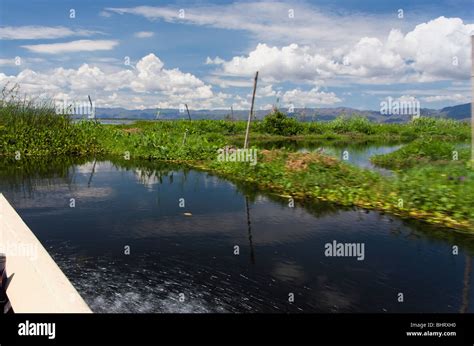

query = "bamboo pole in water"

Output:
[[87, 159, 97, 188], [245, 196, 255, 265], [471, 36, 474, 166], [244, 71, 259, 149], [185, 103, 191, 121], [88, 95, 95, 119]]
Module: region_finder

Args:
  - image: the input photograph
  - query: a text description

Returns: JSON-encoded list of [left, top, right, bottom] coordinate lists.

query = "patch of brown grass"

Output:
[[122, 128, 141, 134], [285, 152, 338, 172], [260, 149, 282, 162]]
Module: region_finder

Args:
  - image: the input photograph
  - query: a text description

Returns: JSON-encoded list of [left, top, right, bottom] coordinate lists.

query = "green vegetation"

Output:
[[201, 149, 474, 230], [1, 89, 473, 231], [261, 110, 303, 136], [0, 86, 102, 156], [394, 164, 474, 224], [371, 139, 470, 169]]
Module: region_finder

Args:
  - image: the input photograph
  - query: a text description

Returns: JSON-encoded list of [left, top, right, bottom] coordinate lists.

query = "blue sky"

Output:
[[0, 0, 473, 111]]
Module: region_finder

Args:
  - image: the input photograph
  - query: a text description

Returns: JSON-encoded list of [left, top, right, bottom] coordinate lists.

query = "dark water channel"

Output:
[[0, 157, 473, 313]]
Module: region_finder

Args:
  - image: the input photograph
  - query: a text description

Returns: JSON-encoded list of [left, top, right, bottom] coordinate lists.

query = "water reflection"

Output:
[[254, 140, 402, 175], [461, 255, 472, 313], [0, 156, 473, 313], [245, 196, 256, 265]]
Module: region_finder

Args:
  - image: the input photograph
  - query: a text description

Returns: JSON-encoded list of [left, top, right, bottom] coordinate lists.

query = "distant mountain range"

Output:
[[439, 103, 471, 120], [89, 103, 472, 123]]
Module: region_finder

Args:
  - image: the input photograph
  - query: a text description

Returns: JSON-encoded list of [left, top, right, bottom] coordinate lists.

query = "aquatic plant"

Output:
[[371, 139, 470, 169]]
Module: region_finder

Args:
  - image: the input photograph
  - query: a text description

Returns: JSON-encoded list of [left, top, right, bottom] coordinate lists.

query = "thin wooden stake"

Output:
[[471, 35, 474, 166], [88, 95, 94, 119], [244, 71, 259, 149], [185, 103, 191, 120], [87, 159, 97, 188]]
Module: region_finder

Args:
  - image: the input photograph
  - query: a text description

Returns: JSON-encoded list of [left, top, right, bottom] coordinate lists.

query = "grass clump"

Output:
[[0, 85, 102, 156], [328, 116, 377, 135], [394, 164, 474, 224], [261, 111, 303, 136], [371, 139, 470, 169]]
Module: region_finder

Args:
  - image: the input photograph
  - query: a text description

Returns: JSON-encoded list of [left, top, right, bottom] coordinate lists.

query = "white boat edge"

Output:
[[0, 193, 92, 313]]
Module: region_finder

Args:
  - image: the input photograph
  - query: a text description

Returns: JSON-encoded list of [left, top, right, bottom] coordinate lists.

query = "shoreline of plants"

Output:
[[1, 94, 473, 232]]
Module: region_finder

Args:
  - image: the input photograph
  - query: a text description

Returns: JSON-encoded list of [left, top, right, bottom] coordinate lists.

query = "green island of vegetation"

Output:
[[1, 90, 473, 232]]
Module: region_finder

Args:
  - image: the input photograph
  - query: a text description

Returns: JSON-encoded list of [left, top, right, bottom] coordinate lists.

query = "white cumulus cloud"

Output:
[[0, 53, 219, 109], [210, 16, 474, 85], [282, 88, 342, 106]]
